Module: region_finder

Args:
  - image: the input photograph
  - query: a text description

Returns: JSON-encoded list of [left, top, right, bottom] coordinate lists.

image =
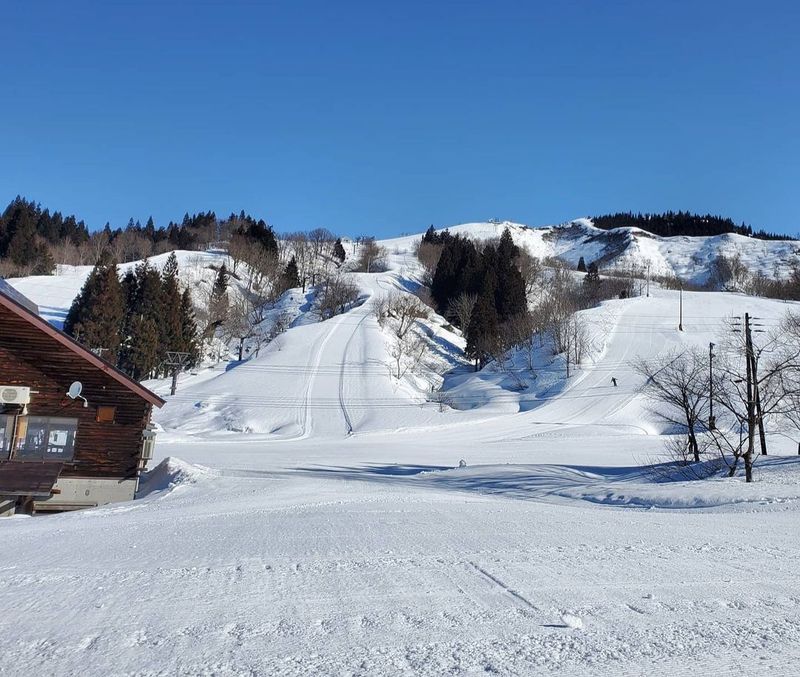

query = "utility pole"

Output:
[[165, 351, 191, 396], [708, 342, 716, 430], [646, 261, 651, 298], [743, 313, 756, 482], [678, 284, 683, 331]]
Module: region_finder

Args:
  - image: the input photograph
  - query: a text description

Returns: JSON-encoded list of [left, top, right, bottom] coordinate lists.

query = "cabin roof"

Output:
[[0, 284, 165, 408]]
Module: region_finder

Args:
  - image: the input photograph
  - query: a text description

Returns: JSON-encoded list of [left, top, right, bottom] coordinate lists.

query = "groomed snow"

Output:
[[3, 230, 800, 675]]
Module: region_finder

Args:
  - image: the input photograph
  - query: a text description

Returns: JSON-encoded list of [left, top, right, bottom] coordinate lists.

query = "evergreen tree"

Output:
[[0, 196, 89, 263], [333, 238, 346, 263], [123, 315, 161, 379], [493, 229, 526, 321], [208, 264, 230, 331], [64, 254, 125, 362], [119, 260, 166, 377], [5, 214, 53, 274], [465, 286, 499, 371], [431, 235, 481, 314], [242, 220, 278, 254], [583, 261, 601, 303], [179, 288, 200, 365], [283, 256, 301, 288], [577, 256, 587, 273], [497, 227, 519, 261], [160, 252, 183, 355]]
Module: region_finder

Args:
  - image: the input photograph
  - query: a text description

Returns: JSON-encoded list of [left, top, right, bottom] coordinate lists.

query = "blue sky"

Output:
[[2, 0, 798, 236]]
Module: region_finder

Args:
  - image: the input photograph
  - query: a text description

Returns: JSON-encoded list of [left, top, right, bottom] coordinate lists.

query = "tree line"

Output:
[[419, 226, 640, 373], [65, 252, 199, 380], [424, 227, 527, 368], [591, 211, 790, 241], [0, 195, 288, 277], [62, 216, 362, 377]]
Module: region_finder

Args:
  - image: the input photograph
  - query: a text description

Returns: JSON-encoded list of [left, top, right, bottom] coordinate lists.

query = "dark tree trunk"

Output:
[[688, 428, 700, 463]]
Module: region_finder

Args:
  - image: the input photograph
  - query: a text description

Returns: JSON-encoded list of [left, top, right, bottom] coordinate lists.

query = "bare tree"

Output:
[[316, 272, 360, 319], [308, 227, 335, 260], [708, 253, 750, 291], [415, 240, 443, 286], [48, 240, 84, 266], [375, 292, 431, 379], [782, 313, 800, 441], [634, 348, 711, 463], [227, 231, 250, 275], [111, 231, 152, 262], [88, 231, 112, 262], [711, 315, 800, 480], [446, 292, 477, 333], [516, 250, 544, 299], [505, 311, 539, 370], [263, 310, 292, 354], [385, 293, 429, 338], [222, 294, 261, 361], [285, 232, 313, 290], [355, 237, 388, 273], [389, 331, 429, 380]]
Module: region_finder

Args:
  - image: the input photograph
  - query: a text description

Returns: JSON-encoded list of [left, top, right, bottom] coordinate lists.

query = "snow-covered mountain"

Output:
[[384, 219, 800, 284]]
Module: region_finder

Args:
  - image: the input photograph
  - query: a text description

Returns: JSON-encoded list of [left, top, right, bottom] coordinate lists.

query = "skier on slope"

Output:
[[611, 377, 618, 387]]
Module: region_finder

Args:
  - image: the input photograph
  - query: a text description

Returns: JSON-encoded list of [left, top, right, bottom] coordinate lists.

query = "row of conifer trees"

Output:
[[64, 252, 200, 380], [426, 227, 528, 368]]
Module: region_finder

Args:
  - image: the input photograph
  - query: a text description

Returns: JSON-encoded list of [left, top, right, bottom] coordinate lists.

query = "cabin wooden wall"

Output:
[[0, 307, 152, 479]]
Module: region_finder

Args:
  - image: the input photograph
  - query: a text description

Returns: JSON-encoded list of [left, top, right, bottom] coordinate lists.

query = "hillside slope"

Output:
[[384, 219, 800, 284], [4, 228, 800, 676]]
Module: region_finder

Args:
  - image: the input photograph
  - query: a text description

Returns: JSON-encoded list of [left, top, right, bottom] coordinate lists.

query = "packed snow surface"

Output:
[[3, 227, 800, 675]]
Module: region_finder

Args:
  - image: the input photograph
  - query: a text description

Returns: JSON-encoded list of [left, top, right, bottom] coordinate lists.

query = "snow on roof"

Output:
[[0, 278, 39, 315]]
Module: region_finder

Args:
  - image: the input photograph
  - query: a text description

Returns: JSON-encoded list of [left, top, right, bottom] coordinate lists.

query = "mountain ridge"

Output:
[[383, 218, 800, 285]]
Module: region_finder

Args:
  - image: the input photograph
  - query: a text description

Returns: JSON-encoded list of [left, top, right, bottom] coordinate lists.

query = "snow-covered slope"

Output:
[[6, 249, 228, 328], [7, 218, 797, 329], [4, 229, 800, 676], [384, 219, 800, 284]]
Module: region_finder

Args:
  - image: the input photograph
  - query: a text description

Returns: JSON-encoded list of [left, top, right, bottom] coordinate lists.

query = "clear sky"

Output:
[[3, 0, 798, 237]]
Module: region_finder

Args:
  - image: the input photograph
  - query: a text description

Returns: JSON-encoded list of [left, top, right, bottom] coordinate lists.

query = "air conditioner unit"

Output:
[[0, 386, 31, 405]]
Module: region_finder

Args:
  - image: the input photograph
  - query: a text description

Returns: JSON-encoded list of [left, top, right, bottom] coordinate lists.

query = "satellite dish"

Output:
[[67, 382, 83, 399]]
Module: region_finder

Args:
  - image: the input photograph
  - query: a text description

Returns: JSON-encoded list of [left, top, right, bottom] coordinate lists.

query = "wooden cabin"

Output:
[[0, 280, 165, 516]]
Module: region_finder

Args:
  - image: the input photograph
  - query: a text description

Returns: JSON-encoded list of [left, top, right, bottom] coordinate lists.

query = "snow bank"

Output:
[[137, 457, 217, 497]]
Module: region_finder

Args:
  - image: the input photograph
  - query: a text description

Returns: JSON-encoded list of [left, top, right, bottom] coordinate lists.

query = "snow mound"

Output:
[[137, 457, 217, 497], [561, 613, 584, 629]]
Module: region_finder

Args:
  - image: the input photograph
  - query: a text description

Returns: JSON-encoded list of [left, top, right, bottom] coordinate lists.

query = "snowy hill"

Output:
[[6, 249, 228, 329], [7, 219, 798, 330], [5, 224, 800, 676], [383, 219, 800, 284]]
